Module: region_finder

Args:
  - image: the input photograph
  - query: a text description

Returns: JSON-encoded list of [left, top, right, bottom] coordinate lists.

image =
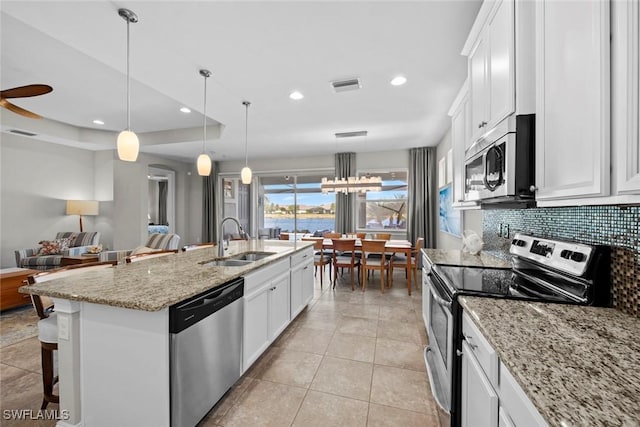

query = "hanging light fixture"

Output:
[[197, 69, 212, 176], [116, 8, 139, 162], [321, 132, 382, 193], [240, 101, 252, 184]]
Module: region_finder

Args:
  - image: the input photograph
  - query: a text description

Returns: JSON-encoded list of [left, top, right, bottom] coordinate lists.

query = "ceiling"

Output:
[[0, 1, 481, 164]]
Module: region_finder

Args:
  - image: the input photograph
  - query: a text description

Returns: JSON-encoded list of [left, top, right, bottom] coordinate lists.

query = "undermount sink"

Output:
[[202, 252, 277, 267], [205, 259, 253, 267], [229, 251, 277, 261]]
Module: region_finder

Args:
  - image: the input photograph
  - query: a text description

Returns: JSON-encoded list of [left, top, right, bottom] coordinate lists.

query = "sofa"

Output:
[[98, 233, 180, 263], [15, 231, 101, 271]]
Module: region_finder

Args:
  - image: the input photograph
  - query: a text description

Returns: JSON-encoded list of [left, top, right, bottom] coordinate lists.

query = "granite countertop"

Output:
[[459, 296, 640, 427], [421, 249, 511, 268], [19, 240, 313, 312]]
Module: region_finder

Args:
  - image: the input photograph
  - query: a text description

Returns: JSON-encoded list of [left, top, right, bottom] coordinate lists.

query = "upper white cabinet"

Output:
[[534, 0, 611, 201], [612, 0, 640, 195], [464, 0, 519, 144]]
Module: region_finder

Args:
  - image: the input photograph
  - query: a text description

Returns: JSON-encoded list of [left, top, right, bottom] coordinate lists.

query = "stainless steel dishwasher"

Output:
[[169, 277, 244, 427]]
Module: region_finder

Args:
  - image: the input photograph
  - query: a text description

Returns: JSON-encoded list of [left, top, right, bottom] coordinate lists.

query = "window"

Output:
[[261, 174, 336, 233], [356, 170, 408, 231]]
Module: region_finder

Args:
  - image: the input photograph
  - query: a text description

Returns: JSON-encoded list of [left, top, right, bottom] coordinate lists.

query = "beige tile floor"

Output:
[[0, 268, 450, 427]]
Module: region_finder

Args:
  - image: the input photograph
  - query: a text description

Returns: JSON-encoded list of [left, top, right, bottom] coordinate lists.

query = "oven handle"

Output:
[[483, 144, 503, 191], [427, 274, 452, 310]]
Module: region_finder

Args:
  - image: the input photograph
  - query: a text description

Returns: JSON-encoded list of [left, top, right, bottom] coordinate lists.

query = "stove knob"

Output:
[[560, 250, 572, 259], [570, 252, 586, 262]]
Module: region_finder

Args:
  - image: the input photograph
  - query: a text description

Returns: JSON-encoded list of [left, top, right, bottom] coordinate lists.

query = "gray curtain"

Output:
[[158, 181, 168, 225], [202, 162, 219, 243], [408, 147, 436, 248], [334, 152, 355, 234]]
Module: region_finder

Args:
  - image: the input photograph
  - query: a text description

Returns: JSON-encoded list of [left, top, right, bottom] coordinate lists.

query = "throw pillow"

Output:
[[130, 246, 160, 256], [38, 240, 61, 255]]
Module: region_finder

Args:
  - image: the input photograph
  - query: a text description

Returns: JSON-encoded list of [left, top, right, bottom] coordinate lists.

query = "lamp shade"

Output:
[[197, 153, 212, 176], [117, 130, 139, 162], [241, 166, 252, 184], [66, 200, 99, 216]]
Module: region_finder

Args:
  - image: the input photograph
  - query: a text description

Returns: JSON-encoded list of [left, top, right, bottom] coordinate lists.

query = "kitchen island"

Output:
[[459, 296, 640, 427], [19, 240, 314, 427]]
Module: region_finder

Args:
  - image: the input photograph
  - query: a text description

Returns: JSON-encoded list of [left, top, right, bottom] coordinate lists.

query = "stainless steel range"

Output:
[[421, 233, 611, 427]]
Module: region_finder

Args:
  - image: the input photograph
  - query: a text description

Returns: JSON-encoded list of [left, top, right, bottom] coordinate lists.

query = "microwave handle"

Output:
[[483, 145, 503, 191]]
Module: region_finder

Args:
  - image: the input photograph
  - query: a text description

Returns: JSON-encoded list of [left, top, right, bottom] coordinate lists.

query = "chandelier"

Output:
[[320, 175, 382, 194]]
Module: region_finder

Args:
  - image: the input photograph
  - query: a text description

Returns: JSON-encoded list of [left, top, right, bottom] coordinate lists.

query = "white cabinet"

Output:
[[535, 0, 611, 201], [449, 80, 481, 209], [461, 309, 548, 427], [612, 0, 640, 195], [466, 0, 516, 143], [268, 271, 290, 340], [290, 247, 314, 319], [461, 340, 498, 427], [243, 285, 270, 371]]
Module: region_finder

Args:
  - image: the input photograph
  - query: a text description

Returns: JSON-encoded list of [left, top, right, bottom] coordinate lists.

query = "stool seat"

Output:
[[38, 314, 58, 344]]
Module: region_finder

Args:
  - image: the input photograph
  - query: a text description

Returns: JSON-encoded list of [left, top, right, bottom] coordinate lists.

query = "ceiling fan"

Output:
[[0, 84, 53, 119]]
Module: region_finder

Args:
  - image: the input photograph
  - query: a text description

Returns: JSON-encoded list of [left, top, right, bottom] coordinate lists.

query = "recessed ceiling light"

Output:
[[289, 91, 304, 100], [180, 107, 191, 113], [93, 119, 105, 125], [390, 76, 407, 86]]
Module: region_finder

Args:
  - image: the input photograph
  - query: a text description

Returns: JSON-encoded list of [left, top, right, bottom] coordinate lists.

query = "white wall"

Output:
[[0, 133, 97, 267], [0, 133, 203, 267], [434, 129, 483, 250]]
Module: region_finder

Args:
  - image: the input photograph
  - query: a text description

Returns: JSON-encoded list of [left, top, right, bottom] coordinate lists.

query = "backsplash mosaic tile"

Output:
[[483, 205, 639, 317]]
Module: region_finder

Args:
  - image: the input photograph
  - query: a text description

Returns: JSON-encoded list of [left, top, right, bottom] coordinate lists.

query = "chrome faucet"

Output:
[[218, 216, 250, 257]]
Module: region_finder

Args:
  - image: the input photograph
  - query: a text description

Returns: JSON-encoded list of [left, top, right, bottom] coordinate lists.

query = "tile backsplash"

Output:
[[483, 205, 639, 318]]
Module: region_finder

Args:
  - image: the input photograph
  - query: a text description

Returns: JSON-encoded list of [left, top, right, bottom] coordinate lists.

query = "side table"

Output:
[[0, 268, 40, 311], [61, 254, 100, 266]]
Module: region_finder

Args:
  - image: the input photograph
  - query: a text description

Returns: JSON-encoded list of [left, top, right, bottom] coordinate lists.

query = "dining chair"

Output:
[[361, 239, 390, 292], [390, 237, 424, 288], [371, 233, 391, 240], [26, 261, 116, 409], [279, 232, 290, 241], [125, 249, 178, 263], [323, 232, 342, 239], [302, 237, 331, 288], [330, 239, 361, 291]]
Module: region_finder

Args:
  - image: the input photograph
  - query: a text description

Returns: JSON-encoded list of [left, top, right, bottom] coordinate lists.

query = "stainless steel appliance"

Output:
[[422, 234, 610, 426], [463, 114, 535, 205], [170, 278, 244, 427]]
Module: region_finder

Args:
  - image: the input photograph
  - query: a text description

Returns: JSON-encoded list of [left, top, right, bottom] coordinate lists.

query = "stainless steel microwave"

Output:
[[463, 114, 535, 205]]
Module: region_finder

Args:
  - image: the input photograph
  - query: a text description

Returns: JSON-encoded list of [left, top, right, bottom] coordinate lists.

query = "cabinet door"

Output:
[[269, 271, 290, 341], [290, 263, 304, 319], [612, 0, 640, 194], [488, 0, 515, 127], [535, 0, 610, 200], [469, 34, 489, 142], [243, 286, 270, 372], [461, 341, 498, 427], [301, 259, 314, 306]]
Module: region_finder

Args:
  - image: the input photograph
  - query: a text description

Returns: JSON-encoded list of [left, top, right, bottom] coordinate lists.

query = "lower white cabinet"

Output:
[[461, 340, 499, 427], [290, 248, 314, 319], [461, 310, 548, 427], [268, 271, 291, 340], [243, 285, 271, 371]]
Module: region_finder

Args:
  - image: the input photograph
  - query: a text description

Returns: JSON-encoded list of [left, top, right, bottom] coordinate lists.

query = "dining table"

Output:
[[321, 238, 415, 295]]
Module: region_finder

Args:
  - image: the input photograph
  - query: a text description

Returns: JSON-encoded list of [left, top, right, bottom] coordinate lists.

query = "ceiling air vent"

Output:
[[335, 130, 368, 139], [331, 78, 361, 93], [9, 129, 37, 137]]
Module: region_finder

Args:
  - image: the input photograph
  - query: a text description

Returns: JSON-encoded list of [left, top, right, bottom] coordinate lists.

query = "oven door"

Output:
[[424, 271, 453, 413]]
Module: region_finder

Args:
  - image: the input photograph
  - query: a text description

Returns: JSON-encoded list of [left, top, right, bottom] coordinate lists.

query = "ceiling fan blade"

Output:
[[0, 98, 42, 119], [0, 84, 53, 99]]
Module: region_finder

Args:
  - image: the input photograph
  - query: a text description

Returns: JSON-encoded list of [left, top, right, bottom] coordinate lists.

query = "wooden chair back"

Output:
[[301, 237, 324, 251], [27, 262, 116, 319], [361, 239, 387, 262], [279, 232, 290, 240], [371, 233, 391, 240], [331, 239, 357, 265], [323, 232, 342, 239]]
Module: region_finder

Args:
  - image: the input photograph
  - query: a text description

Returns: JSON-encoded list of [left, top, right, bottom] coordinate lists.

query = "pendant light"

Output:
[[240, 101, 252, 184], [197, 69, 212, 176], [116, 8, 139, 162]]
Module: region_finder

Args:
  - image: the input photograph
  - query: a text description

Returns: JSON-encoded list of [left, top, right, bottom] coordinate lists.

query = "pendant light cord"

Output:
[[203, 74, 207, 152], [243, 101, 250, 167], [126, 18, 131, 131]]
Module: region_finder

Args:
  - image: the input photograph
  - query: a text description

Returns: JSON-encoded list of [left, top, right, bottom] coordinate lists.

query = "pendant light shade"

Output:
[[117, 130, 139, 162], [117, 8, 139, 162], [197, 69, 212, 176], [197, 153, 212, 176], [241, 101, 252, 184]]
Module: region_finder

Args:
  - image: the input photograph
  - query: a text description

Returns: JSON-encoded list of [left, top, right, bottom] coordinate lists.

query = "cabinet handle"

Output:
[[304, 266, 309, 270], [478, 122, 483, 128], [481, 121, 487, 127], [456, 350, 464, 357], [464, 335, 478, 349], [529, 185, 538, 192]]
